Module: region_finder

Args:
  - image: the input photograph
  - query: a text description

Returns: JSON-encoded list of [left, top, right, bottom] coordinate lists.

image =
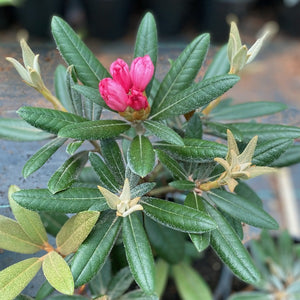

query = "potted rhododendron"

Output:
[[1, 12, 300, 300]]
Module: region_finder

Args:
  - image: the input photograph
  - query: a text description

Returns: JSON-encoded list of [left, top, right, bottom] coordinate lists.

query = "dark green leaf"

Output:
[[123, 213, 155, 293], [154, 259, 168, 298], [125, 166, 141, 189], [40, 212, 69, 237], [23, 137, 67, 178], [152, 33, 209, 112], [36, 280, 54, 300], [128, 135, 155, 177], [81, 95, 103, 121], [119, 291, 159, 300], [155, 138, 227, 162], [203, 44, 230, 80], [47, 296, 88, 300], [145, 216, 185, 264], [185, 113, 202, 139], [89, 259, 111, 296], [66, 140, 83, 155], [205, 121, 243, 142], [17, 107, 87, 134], [169, 180, 195, 191], [253, 138, 293, 166], [234, 182, 263, 208], [48, 151, 89, 194], [13, 188, 108, 213], [51, 16, 110, 88], [210, 101, 287, 121], [203, 201, 261, 284], [141, 197, 216, 233], [222, 212, 244, 240], [150, 75, 239, 120], [71, 211, 122, 287], [58, 120, 130, 140], [100, 139, 126, 185], [156, 149, 187, 180], [0, 118, 52, 141], [131, 182, 156, 198], [208, 190, 278, 229], [228, 123, 300, 142], [66, 68, 83, 116], [229, 292, 270, 300], [89, 152, 119, 192], [270, 144, 300, 167], [15, 295, 34, 300], [78, 166, 99, 184], [144, 120, 184, 145]]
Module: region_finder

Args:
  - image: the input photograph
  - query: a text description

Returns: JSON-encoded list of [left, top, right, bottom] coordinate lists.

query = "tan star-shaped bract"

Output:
[[214, 130, 276, 192], [98, 178, 143, 217]]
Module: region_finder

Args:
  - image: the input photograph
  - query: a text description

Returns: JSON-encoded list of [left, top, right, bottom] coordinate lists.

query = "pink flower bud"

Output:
[[128, 89, 149, 111], [130, 55, 154, 91], [110, 59, 132, 93], [99, 78, 128, 112]]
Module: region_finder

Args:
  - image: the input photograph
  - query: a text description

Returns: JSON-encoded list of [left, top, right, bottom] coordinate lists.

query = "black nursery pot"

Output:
[[16, 0, 65, 38], [278, 1, 300, 36], [82, 0, 133, 40], [0, 6, 14, 29]]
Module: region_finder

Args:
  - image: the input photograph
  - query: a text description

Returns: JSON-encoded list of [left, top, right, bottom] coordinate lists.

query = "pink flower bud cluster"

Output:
[[99, 55, 154, 112]]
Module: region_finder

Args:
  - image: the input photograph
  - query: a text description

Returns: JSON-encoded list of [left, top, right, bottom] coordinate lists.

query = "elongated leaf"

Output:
[[13, 188, 108, 213], [270, 144, 300, 167], [56, 211, 100, 255], [155, 138, 227, 162], [205, 121, 243, 142], [141, 197, 216, 233], [131, 182, 156, 198], [89, 152, 119, 192], [0, 215, 41, 254], [40, 212, 69, 237], [73, 85, 108, 108], [234, 182, 263, 208], [211, 101, 287, 121], [154, 259, 169, 298], [169, 180, 195, 191], [51, 16, 110, 88], [58, 120, 130, 140], [47, 296, 88, 300], [71, 211, 122, 287], [9, 185, 47, 246], [229, 292, 270, 300], [35, 281, 55, 300], [128, 135, 155, 177], [0, 118, 52, 141], [0, 258, 42, 300], [23, 137, 67, 178], [228, 123, 300, 142], [48, 151, 89, 194], [203, 201, 261, 284], [119, 291, 158, 300], [152, 33, 209, 112], [150, 75, 239, 120], [172, 263, 212, 300], [100, 139, 126, 185], [208, 190, 278, 229], [82, 96, 103, 121], [17, 107, 87, 134], [203, 44, 230, 80], [156, 149, 187, 180], [144, 120, 184, 145], [66, 140, 83, 155], [253, 138, 293, 166], [145, 216, 185, 264], [185, 112, 203, 139], [123, 213, 155, 293], [42, 251, 74, 295]]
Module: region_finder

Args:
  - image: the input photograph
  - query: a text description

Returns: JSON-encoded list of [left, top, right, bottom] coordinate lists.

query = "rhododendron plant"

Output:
[[1, 12, 300, 300]]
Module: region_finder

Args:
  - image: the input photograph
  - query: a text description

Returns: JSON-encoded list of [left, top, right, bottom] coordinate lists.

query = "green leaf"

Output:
[[185, 112, 202, 139], [203, 201, 261, 284], [89, 259, 111, 296], [152, 33, 209, 112], [270, 144, 300, 167], [0, 118, 52, 141], [71, 211, 122, 287], [66, 140, 83, 155], [15, 295, 34, 300], [253, 138, 293, 166], [150, 75, 239, 120], [205, 121, 243, 142], [234, 182, 263, 208], [9, 185, 47, 246], [208, 190, 278, 229], [123, 213, 155, 294], [141, 197, 216, 233], [144, 120, 184, 146], [13, 188, 108, 213], [17, 107, 87, 135], [0, 258, 42, 300], [169, 180, 195, 191], [23, 137, 67, 178], [35, 280, 55, 300], [81, 94, 103, 121], [155, 138, 227, 162], [228, 123, 300, 142], [156, 150, 187, 180], [47, 296, 88, 300], [0, 215, 41, 254], [145, 216, 185, 264], [48, 151, 89, 194], [51, 16, 110, 88], [203, 44, 230, 79], [119, 291, 159, 300], [100, 139, 126, 185], [58, 120, 130, 140], [229, 292, 270, 300], [172, 263, 213, 300], [131, 182, 156, 198], [210, 101, 287, 121], [56, 211, 100, 255], [128, 135, 155, 177], [42, 251, 74, 295], [89, 152, 119, 192], [154, 259, 169, 298], [40, 212, 69, 237]]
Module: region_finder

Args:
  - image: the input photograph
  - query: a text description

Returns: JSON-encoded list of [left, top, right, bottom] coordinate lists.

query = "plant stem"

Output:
[[40, 87, 67, 112], [148, 185, 176, 196], [202, 95, 222, 115]]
